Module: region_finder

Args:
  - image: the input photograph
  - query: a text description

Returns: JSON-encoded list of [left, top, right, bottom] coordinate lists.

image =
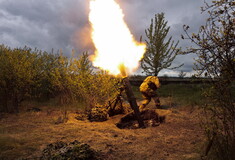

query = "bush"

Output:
[[41, 140, 101, 160], [0, 45, 40, 112], [0, 45, 121, 114]]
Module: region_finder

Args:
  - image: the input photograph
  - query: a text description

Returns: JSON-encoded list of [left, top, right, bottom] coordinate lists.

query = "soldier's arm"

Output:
[[153, 77, 160, 88]]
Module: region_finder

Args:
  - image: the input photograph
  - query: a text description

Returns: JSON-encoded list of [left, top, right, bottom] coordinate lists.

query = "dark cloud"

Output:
[[0, 0, 89, 55], [0, 0, 208, 75], [117, 0, 206, 75]]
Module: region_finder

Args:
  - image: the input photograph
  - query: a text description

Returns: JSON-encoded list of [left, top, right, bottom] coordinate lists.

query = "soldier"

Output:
[[139, 76, 161, 110]]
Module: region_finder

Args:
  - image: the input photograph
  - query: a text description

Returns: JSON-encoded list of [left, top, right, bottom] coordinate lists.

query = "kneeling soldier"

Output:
[[139, 76, 161, 110]]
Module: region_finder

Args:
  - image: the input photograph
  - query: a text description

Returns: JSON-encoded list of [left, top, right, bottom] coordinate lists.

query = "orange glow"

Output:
[[89, 0, 146, 76]]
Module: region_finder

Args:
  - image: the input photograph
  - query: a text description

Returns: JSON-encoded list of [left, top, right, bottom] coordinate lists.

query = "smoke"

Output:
[[72, 24, 95, 53]]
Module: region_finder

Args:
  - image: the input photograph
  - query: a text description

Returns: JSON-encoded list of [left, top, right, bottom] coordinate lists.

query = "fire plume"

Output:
[[89, 0, 146, 76]]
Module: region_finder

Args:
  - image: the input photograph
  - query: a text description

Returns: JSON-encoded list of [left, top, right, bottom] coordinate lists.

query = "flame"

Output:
[[89, 0, 146, 76]]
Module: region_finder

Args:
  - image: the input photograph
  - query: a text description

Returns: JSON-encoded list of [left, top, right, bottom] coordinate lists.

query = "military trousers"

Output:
[[139, 91, 161, 110]]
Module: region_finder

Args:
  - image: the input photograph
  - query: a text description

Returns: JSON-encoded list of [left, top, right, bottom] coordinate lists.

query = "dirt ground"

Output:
[[0, 98, 205, 160]]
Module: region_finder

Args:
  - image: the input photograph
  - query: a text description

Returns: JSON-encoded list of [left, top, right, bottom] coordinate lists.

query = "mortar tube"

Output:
[[119, 64, 145, 128]]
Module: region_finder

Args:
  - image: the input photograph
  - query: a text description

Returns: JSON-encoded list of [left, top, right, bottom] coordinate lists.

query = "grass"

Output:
[[0, 135, 29, 152], [132, 83, 207, 107], [4, 83, 232, 114], [1, 80, 234, 159], [0, 103, 204, 160], [158, 84, 206, 107], [21, 98, 87, 112], [0, 83, 208, 160]]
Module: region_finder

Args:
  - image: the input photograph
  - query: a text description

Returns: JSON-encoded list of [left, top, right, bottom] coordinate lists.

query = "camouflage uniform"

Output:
[[139, 76, 161, 110]]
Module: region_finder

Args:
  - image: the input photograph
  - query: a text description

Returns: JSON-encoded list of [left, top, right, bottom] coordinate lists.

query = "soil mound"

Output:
[[41, 140, 102, 160], [116, 109, 166, 129], [88, 103, 132, 122]]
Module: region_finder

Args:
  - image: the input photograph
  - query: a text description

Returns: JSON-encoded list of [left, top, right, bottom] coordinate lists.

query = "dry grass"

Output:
[[0, 98, 205, 160]]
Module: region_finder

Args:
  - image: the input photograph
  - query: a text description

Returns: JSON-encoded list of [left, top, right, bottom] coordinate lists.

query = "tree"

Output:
[[73, 53, 120, 110], [141, 13, 183, 76], [33, 51, 62, 100], [182, 1, 235, 159], [178, 71, 186, 78], [0, 45, 121, 114], [0, 45, 39, 112]]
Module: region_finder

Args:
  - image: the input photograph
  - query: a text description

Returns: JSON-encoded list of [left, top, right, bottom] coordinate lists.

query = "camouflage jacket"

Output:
[[139, 76, 160, 93]]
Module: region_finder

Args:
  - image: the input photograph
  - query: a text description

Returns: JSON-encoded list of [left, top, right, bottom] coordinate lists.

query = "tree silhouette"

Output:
[[183, 0, 235, 159], [141, 13, 183, 76]]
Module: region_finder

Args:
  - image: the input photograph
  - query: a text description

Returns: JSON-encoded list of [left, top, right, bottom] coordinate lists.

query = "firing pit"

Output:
[[116, 109, 170, 129]]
